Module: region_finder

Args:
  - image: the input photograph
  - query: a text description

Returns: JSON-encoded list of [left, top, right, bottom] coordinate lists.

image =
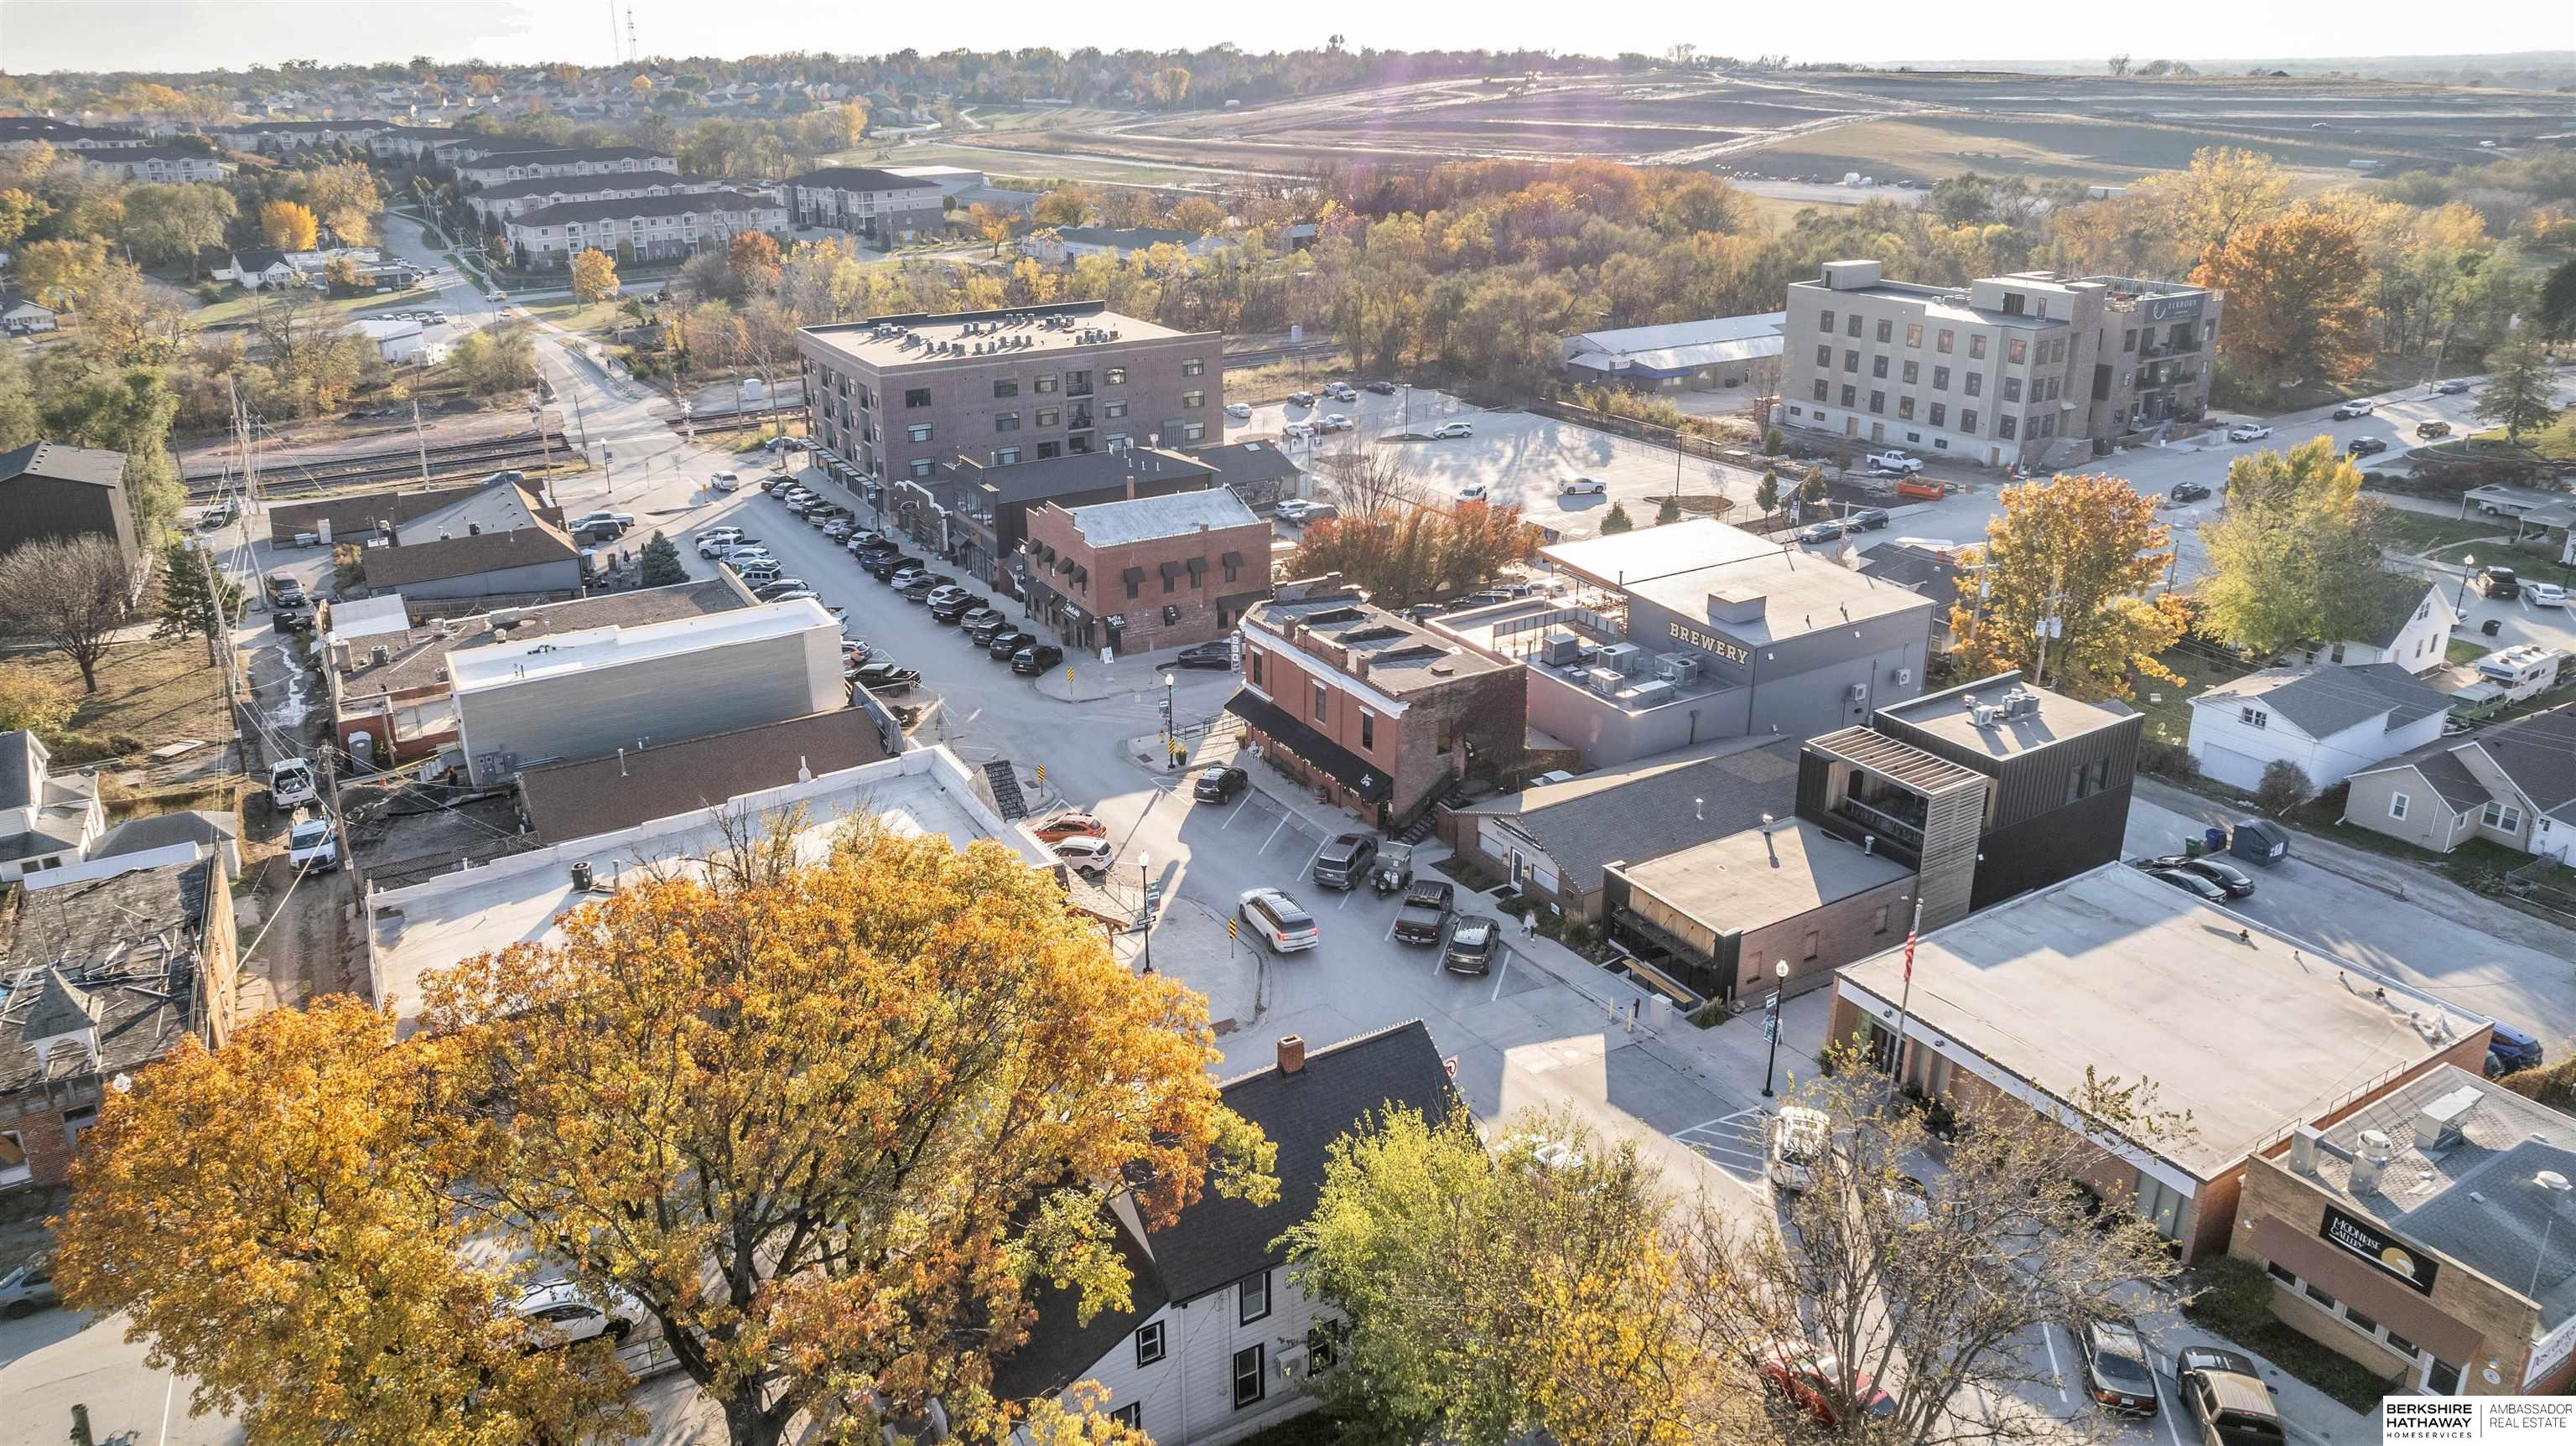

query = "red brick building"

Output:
[[1021, 488, 1275, 656], [1228, 577, 1528, 831]]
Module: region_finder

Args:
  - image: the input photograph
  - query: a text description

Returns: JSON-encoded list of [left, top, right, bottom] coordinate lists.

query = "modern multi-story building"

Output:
[[454, 146, 680, 189], [787, 166, 948, 243], [1021, 487, 1275, 656], [503, 190, 788, 270], [1779, 261, 2222, 468], [1230, 577, 1527, 831], [799, 301, 1223, 483], [892, 447, 1221, 596]]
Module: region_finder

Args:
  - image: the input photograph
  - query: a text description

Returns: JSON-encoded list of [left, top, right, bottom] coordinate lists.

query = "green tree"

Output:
[[1949, 473, 2189, 701], [1655, 494, 1682, 526], [1285, 1106, 1732, 1446], [2197, 437, 2392, 657], [2540, 258, 2576, 345], [1599, 499, 1634, 534], [1795, 469, 1829, 510], [1753, 466, 1781, 524], [2475, 330, 2564, 443], [153, 539, 246, 658], [118, 182, 236, 272], [0, 348, 35, 452], [39, 366, 184, 542], [638, 532, 685, 585]]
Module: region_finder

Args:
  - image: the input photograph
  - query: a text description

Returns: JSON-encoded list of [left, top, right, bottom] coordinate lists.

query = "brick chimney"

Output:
[[1277, 1034, 1306, 1075], [1124, 473, 1139, 500]]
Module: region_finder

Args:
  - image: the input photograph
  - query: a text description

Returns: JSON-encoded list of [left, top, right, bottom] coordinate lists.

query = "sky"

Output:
[[1, 0, 2569, 75]]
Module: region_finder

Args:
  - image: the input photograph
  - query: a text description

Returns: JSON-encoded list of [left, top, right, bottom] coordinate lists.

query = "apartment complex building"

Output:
[[800, 301, 1223, 483], [466, 170, 728, 221], [455, 146, 680, 188], [1780, 261, 2221, 468], [787, 166, 948, 244], [1229, 578, 1526, 831], [78, 147, 231, 184], [504, 190, 789, 269]]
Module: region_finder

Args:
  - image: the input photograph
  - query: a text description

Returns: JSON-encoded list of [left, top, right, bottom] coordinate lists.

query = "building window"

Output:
[[1902, 360, 1919, 384], [907, 423, 933, 443], [1105, 400, 1129, 418], [1111, 1404, 1142, 1429], [1313, 681, 1328, 724], [2484, 801, 2525, 832], [1961, 408, 1978, 433], [909, 459, 934, 478], [1875, 319, 1893, 343], [1106, 433, 1132, 448], [1932, 365, 1950, 391], [1998, 416, 2018, 440], [0, 1130, 23, 1184], [1905, 324, 1923, 348], [993, 379, 1019, 398], [1183, 391, 1205, 408], [1036, 408, 1061, 428], [1969, 334, 1988, 360], [1358, 710, 1374, 750], [1106, 366, 1127, 385], [2007, 338, 2028, 365], [1961, 373, 1981, 398], [1036, 441, 1062, 459], [2263, 1260, 2297, 1286], [2344, 1305, 2380, 1335], [1816, 345, 1833, 368], [1898, 396, 1915, 421], [1841, 385, 1857, 408], [1929, 403, 1946, 428], [1249, 650, 1263, 686], [1181, 422, 1206, 443], [905, 387, 932, 407], [2389, 792, 2410, 821], [1869, 391, 1885, 415], [1239, 1269, 1271, 1324], [1036, 374, 1059, 393], [2002, 377, 2023, 402], [2123, 329, 2138, 353], [1812, 380, 1829, 402], [1843, 350, 1859, 373], [1136, 1321, 1166, 1366], [1233, 1346, 1266, 1409], [1846, 314, 1862, 338], [995, 447, 1021, 465], [1936, 328, 1955, 353], [995, 412, 1020, 432], [1819, 309, 1836, 333], [1182, 358, 1206, 376], [2428, 1359, 2463, 1394], [2303, 1281, 2337, 1309], [1872, 355, 1888, 380], [2386, 1329, 2420, 1358], [1802, 931, 1820, 961]]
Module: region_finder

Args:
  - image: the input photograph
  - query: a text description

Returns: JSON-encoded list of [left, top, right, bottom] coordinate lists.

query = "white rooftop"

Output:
[[364, 746, 1050, 1024], [447, 600, 832, 693], [325, 593, 410, 645], [1563, 312, 1788, 375], [1065, 488, 1263, 547]]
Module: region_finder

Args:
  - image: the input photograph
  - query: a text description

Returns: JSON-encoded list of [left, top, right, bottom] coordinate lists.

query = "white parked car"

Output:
[[1767, 1106, 1830, 1192], [2227, 424, 2273, 442], [1274, 499, 1315, 524], [287, 815, 339, 873], [1051, 836, 1117, 876], [1457, 482, 1490, 501], [1282, 421, 1316, 440], [1862, 450, 1923, 474], [1320, 413, 1354, 432], [2527, 582, 2567, 608], [1325, 382, 1358, 402], [1432, 421, 1474, 439], [722, 546, 776, 567], [512, 1279, 645, 1350], [1224, 402, 1253, 420], [1237, 887, 1320, 953], [711, 470, 742, 491], [1559, 476, 1604, 495]]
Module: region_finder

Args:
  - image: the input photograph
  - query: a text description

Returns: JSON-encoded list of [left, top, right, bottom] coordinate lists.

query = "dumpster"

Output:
[[2229, 817, 2291, 865]]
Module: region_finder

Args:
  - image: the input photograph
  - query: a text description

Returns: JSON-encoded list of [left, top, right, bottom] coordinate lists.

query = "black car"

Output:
[[2078, 1323, 2159, 1416], [1845, 508, 1891, 531], [1193, 765, 1249, 802], [2475, 566, 2521, 599], [1312, 832, 1378, 889], [266, 572, 307, 607], [273, 605, 314, 634], [2141, 854, 2256, 898], [986, 629, 1036, 659], [898, 574, 957, 602], [1170, 648, 1237, 671], [2169, 481, 2212, 503], [2346, 437, 2389, 457], [961, 610, 1010, 640], [1793, 521, 1846, 544], [844, 529, 890, 550], [1366, 380, 1398, 395], [928, 593, 986, 622], [1010, 643, 1065, 674], [864, 553, 922, 580], [1443, 915, 1500, 976], [2144, 866, 2231, 903], [851, 660, 921, 694]]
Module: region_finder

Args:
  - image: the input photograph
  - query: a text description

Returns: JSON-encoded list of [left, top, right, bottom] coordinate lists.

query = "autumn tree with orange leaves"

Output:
[[1948, 472, 2189, 702], [2190, 210, 2374, 387], [60, 820, 1271, 1446]]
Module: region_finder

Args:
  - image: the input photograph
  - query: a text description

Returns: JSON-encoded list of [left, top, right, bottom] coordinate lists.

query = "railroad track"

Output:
[[183, 430, 573, 500], [1223, 339, 1342, 369]]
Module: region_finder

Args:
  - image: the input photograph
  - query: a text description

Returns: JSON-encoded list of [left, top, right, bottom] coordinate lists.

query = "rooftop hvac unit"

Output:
[[1626, 679, 1678, 708], [1598, 642, 1646, 675], [1538, 631, 1581, 666], [1846, 682, 1867, 703], [1656, 652, 1700, 685], [1585, 666, 1624, 697]]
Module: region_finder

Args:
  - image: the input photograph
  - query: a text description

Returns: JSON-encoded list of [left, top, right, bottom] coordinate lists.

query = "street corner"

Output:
[[1124, 895, 1260, 1038]]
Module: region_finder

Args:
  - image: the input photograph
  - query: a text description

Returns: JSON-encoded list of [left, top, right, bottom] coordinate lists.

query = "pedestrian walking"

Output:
[[1521, 910, 1537, 941]]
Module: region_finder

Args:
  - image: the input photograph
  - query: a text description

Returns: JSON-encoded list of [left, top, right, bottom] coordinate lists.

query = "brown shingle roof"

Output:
[[516, 709, 891, 844], [361, 517, 579, 588]]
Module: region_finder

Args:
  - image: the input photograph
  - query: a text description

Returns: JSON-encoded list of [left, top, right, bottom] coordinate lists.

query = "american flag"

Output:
[[1903, 928, 1917, 986]]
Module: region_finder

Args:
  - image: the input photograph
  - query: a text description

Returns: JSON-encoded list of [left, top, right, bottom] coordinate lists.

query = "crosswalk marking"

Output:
[[1674, 1107, 1773, 1186]]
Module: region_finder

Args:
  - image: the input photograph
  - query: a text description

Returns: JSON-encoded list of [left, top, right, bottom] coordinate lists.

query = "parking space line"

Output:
[[1303, 838, 1331, 877], [1490, 949, 1512, 1001], [1223, 795, 1254, 830], [1259, 813, 1291, 852], [1337, 889, 1354, 911], [1385, 912, 1401, 943], [2041, 1324, 2069, 1404], [2153, 1373, 2181, 1446]]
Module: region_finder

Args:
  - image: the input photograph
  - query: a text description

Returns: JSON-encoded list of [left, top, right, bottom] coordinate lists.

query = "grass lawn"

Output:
[[23, 636, 230, 761], [190, 287, 403, 329], [512, 296, 642, 343], [2447, 637, 2490, 665], [2466, 410, 2576, 463], [2371, 510, 2576, 588], [2133, 644, 2251, 749]]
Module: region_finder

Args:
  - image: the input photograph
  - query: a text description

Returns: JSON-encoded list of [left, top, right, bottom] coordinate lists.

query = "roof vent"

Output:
[[2289, 1122, 2324, 1174], [2413, 1085, 2483, 1150], [2351, 1129, 2395, 1195]]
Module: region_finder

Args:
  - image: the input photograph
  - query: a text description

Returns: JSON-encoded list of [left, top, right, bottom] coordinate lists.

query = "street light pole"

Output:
[[2458, 553, 2477, 614], [1163, 671, 1178, 771], [1138, 851, 1155, 976], [1760, 959, 1789, 1097]]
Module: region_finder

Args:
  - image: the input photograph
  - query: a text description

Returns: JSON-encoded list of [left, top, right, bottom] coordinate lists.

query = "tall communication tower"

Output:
[[626, 8, 639, 65], [606, 0, 620, 66]]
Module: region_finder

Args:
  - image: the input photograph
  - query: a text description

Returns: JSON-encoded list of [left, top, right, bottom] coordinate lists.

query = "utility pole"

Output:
[[411, 394, 430, 485], [2028, 562, 2068, 689]]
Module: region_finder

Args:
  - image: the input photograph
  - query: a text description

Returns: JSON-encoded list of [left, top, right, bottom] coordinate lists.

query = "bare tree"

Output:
[[2106, 54, 2133, 76], [1677, 1050, 2192, 1446], [0, 536, 139, 693], [1317, 442, 1424, 516]]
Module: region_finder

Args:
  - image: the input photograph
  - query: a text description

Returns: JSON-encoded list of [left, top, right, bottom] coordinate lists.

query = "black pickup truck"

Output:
[[1393, 879, 1456, 946]]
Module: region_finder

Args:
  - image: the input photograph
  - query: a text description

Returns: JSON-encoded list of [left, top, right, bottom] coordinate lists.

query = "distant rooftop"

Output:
[[1879, 671, 2139, 762], [1061, 487, 1263, 547], [1838, 863, 2486, 1181], [1247, 579, 1517, 694], [1620, 816, 1910, 935], [801, 301, 1197, 370], [448, 599, 831, 694], [333, 579, 746, 697], [1543, 520, 1933, 645]]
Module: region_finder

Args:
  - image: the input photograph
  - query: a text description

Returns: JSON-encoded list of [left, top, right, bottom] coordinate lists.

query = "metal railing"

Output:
[[1836, 797, 1925, 852]]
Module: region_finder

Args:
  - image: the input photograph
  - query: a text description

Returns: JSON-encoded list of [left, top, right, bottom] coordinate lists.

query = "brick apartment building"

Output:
[[894, 447, 1221, 596], [1021, 488, 1274, 656], [1780, 260, 2222, 469], [799, 301, 1223, 485], [1229, 578, 1527, 831], [787, 165, 948, 244]]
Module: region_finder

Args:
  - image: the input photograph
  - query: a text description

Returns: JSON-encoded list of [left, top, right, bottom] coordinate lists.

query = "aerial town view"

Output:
[[3, 0, 2576, 1441]]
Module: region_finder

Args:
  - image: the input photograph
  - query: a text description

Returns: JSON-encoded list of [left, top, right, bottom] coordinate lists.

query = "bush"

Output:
[[2137, 738, 2200, 780], [2188, 1256, 2276, 1339], [0, 665, 76, 735], [2253, 759, 2314, 816], [1763, 426, 1784, 455], [1655, 495, 1683, 526], [1600, 500, 1634, 534], [2183, 1256, 2399, 1413]]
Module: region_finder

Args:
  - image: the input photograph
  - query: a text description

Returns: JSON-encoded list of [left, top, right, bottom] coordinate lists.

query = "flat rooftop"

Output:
[[1622, 818, 1911, 935], [1878, 672, 2137, 762], [447, 599, 828, 693], [367, 748, 1047, 1024], [1246, 584, 1518, 694], [2298, 1064, 2576, 1328], [1542, 519, 1933, 645], [800, 301, 1192, 370], [333, 580, 746, 697], [1837, 863, 2485, 1181]]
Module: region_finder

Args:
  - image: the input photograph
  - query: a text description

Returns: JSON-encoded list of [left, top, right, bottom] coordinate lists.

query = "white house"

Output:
[[0, 288, 60, 335], [2323, 577, 2455, 675], [995, 1024, 1453, 1444], [2187, 663, 2457, 794], [0, 731, 108, 882], [354, 317, 447, 365]]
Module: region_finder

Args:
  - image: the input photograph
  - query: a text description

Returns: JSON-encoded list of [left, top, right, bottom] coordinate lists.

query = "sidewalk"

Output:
[[1037, 650, 1182, 705], [2138, 1303, 2371, 1446]]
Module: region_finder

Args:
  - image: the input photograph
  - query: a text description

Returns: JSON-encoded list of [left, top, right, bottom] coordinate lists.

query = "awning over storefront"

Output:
[[1223, 688, 1391, 804]]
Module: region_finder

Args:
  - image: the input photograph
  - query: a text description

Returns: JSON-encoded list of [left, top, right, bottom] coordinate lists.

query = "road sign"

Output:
[[1035, 764, 1045, 786], [1228, 918, 1239, 942], [1764, 991, 1781, 1012]]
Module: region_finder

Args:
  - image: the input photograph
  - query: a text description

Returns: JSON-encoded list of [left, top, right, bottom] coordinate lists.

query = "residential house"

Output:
[[1559, 312, 1789, 393], [455, 147, 681, 188], [2342, 703, 2576, 861], [1231, 578, 1528, 831], [0, 732, 106, 883], [0, 288, 60, 335], [1829, 863, 2492, 1262], [360, 516, 585, 603], [787, 166, 947, 243], [2188, 664, 2456, 793], [1, 855, 236, 1189], [86, 810, 242, 878], [0, 118, 148, 151], [0, 440, 138, 568], [995, 1025, 1456, 1443], [504, 191, 788, 270], [1019, 487, 1274, 655], [267, 472, 561, 547], [218, 248, 299, 290], [1856, 541, 1969, 644], [1024, 226, 1233, 264], [2325, 577, 2456, 675]]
